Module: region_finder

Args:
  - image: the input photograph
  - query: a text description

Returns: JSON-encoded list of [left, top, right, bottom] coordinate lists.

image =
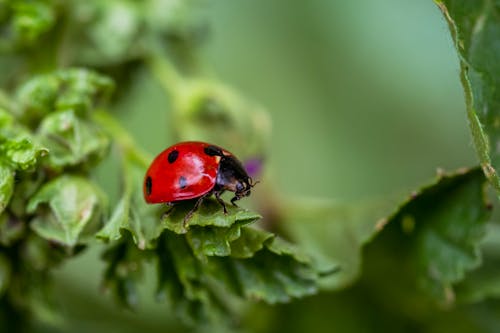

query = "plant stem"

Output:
[[92, 110, 151, 168], [145, 53, 185, 99]]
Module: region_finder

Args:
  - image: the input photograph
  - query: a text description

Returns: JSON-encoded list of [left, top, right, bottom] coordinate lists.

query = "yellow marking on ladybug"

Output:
[[215, 156, 221, 163]]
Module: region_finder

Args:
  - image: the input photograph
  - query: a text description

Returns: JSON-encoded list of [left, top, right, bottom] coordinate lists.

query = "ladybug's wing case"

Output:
[[144, 142, 219, 203]]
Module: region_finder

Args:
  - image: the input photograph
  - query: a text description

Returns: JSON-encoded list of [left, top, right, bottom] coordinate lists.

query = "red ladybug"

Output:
[[143, 141, 257, 224]]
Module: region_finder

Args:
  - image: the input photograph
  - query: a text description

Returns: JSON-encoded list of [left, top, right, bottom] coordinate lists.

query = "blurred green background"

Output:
[[50, 1, 480, 332]]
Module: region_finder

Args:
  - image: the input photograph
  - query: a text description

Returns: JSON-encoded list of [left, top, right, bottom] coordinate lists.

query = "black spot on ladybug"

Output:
[[145, 176, 152, 195], [204, 145, 223, 157], [179, 176, 188, 189], [168, 150, 179, 164]]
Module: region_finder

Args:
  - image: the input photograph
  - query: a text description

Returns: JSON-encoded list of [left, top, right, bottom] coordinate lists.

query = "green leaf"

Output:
[[97, 158, 164, 250], [27, 175, 107, 247], [37, 110, 110, 170], [229, 226, 273, 259], [15, 69, 114, 125], [0, 212, 26, 246], [435, 1, 500, 193], [0, 108, 48, 170], [71, 0, 142, 66], [9, 238, 64, 325], [20, 233, 71, 271], [149, 55, 271, 161], [155, 225, 321, 324], [455, 224, 500, 303], [228, 238, 319, 304], [0, 162, 14, 214], [70, 0, 204, 67], [174, 79, 271, 162], [101, 235, 148, 309], [162, 198, 261, 234], [0, 1, 57, 49], [187, 224, 242, 259], [362, 168, 490, 306]]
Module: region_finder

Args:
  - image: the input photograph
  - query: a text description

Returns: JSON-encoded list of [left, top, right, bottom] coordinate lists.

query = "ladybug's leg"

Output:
[[162, 202, 175, 219], [230, 196, 241, 207], [214, 191, 228, 215], [183, 194, 207, 228]]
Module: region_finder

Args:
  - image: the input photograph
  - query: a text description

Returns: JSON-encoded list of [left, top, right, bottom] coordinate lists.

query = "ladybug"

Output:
[[143, 141, 257, 225]]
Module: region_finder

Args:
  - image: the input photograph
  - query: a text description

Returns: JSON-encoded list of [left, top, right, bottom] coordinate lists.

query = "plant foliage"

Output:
[[0, 0, 498, 332]]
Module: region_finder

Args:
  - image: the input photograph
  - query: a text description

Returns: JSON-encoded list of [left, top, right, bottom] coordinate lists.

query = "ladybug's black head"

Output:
[[234, 177, 258, 199], [215, 154, 259, 202]]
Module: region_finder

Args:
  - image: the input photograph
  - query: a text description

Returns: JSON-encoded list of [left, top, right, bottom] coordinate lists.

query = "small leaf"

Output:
[[0, 212, 26, 246], [15, 69, 114, 124], [27, 175, 107, 247], [362, 168, 490, 305], [0, 108, 48, 170], [229, 226, 273, 259], [9, 237, 64, 325], [0, 162, 14, 214], [97, 158, 164, 249], [101, 235, 148, 309], [72, 1, 142, 66], [1, 136, 47, 170], [229, 240, 318, 304], [20, 233, 70, 271], [156, 233, 232, 325], [155, 226, 321, 325], [172, 79, 271, 162], [162, 198, 261, 234], [37, 110, 109, 169], [97, 196, 129, 242], [0, 1, 57, 50], [187, 224, 242, 259], [455, 224, 500, 303], [435, 0, 500, 193]]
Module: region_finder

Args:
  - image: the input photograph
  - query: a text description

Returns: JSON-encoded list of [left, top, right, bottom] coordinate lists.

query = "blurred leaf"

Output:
[[0, 212, 25, 246], [0, 162, 14, 214], [20, 233, 72, 271], [69, 0, 204, 67], [390, 168, 489, 301], [436, 0, 500, 193], [157, 233, 230, 326], [37, 109, 110, 169], [0, 0, 57, 50], [101, 235, 148, 309], [148, 55, 271, 163], [156, 217, 322, 325], [229, 226, 273, 258], [187, 224, 242, 259], [285, 196, 397, 290], [173, 79, 271, 161], [0, 253, 11, 298], [228, 237, 319, 304], [8, 169, 45, 218], [455, 224, 500, 303], [0, 108, 48, 170], [97, 157, 163, 250], [71, 0, 142, 66], [27, 175, 107, 247], [361, 168, 490, 308], [8, 265, 63, 326], [15, 69, 114, 125]]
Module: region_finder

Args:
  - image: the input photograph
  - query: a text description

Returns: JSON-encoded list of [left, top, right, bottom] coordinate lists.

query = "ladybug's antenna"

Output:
[[249, 178, 260, 188]]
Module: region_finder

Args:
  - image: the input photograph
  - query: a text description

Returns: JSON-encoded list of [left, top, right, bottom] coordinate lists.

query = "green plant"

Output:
[[0, 0, 498, 332]]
